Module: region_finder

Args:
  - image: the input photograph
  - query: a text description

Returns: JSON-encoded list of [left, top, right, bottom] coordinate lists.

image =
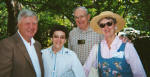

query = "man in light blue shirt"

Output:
[[41, 25, 85, 77]]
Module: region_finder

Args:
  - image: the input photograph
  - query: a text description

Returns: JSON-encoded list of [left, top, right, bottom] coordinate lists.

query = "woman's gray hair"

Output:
[[17, 9, 38, 23], [73, 6, 88, 16]]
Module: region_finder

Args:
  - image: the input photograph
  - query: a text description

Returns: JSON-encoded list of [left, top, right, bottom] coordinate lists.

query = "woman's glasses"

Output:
[[99, 21, 113, 28]]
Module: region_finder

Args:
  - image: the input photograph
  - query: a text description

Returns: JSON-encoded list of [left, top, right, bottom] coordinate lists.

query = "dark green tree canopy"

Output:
[[0, 0, 150, 47]]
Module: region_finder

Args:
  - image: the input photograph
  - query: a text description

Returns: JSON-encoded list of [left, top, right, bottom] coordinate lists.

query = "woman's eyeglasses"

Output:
[[99, 21, 113, 28]]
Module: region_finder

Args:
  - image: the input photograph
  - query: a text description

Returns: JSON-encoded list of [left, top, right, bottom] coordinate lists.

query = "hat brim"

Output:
[[90, 11, 125, 34]]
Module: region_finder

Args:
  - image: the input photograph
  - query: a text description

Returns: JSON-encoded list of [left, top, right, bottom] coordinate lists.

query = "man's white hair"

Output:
[[73, 6, 88, 16], [17, 9, 38, 23]]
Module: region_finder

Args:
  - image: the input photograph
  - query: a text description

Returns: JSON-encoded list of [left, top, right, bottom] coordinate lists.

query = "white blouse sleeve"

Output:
[[125, 43, 146, 77], [83, 44, 99, 77]]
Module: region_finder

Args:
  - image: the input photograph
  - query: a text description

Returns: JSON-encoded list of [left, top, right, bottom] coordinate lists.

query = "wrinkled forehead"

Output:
[[19, 16, 38, 23]]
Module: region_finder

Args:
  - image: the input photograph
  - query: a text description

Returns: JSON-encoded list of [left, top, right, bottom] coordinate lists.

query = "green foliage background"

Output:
[[0, 0, 150, 75], [0, 0, 150, 48]]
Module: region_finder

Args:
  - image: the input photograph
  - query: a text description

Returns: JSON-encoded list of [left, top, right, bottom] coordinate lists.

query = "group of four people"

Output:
[[0, 6, 146, 77]]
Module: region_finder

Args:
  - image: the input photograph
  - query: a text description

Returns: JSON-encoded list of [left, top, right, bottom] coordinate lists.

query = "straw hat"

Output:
[[90, 11, 125, 34]]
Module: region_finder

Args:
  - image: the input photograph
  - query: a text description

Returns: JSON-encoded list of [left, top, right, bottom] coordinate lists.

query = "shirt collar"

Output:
[[49, 46, 65, 55], [110, 36, 120, 47], [17, 30, 35, 45], [77, 26, 93, 33], [103, 36, 122, 49]]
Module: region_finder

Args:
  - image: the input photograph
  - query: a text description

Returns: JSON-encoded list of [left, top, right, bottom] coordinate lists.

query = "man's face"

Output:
[[18, 16, 38, 42], [74, 8, 90, 30]]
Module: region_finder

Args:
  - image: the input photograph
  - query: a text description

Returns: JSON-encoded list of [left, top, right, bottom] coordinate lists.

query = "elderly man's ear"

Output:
[[87, 14, 91, 21]]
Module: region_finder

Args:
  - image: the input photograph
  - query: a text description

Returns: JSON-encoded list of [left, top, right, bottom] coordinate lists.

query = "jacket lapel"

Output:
[[14, 33, 34, 70], [14, 32, 44, 77]]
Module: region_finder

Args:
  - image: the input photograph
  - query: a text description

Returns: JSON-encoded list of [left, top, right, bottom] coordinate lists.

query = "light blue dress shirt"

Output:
[[18, 31, 41, 77], [41, 46, 86, 77]]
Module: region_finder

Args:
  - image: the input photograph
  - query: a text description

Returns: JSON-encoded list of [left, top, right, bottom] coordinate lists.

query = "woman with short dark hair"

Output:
[[41, 25, 85, 77]]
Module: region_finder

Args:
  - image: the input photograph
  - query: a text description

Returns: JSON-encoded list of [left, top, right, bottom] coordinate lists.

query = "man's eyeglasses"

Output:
[[74, 14, 87, 19], [99, 21, 113, 28]]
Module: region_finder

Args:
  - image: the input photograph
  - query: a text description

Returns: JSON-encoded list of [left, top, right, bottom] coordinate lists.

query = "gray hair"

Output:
[[17, 9, 38, 23], [73, 6, 88, 16]]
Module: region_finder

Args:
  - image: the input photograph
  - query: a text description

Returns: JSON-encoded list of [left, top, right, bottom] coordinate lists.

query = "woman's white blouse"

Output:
[[83, 36, 146, 77], [41, 46, 85, 77]]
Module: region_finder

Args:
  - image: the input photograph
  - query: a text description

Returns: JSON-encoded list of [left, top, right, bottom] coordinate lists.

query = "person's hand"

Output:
[[119, 36, 131, 43]]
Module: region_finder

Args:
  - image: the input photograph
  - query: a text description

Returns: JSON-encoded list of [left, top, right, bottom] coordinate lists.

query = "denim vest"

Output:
[[98, 43, 133, 77]]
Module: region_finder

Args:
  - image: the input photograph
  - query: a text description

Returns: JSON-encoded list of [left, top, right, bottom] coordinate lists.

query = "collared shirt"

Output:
[[83, 36, 146, 77], [41, 46, 86, 77], [68, 27, 104, 65], [18, 31, 41, 77]]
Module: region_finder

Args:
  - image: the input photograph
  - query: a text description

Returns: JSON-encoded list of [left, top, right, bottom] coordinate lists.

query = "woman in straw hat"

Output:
[[83, 11, 146, 77]]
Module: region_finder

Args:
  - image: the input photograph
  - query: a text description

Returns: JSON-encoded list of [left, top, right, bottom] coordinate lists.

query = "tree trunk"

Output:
[[5, 0, 20, 36]]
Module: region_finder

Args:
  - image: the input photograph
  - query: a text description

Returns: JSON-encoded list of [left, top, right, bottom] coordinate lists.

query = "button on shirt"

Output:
[[68, 27, 104, 65], [18, 31, 41, 77], [41, 46, 86, 77], [83, 36, 146, 77]]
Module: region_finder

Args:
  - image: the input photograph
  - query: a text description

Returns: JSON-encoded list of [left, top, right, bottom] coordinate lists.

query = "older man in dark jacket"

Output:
[[0, 9, 44, 77]]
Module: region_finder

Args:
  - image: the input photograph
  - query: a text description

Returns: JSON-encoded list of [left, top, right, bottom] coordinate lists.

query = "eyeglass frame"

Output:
[[74, 14, 88, 20], [98, 21, 113, 28]]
